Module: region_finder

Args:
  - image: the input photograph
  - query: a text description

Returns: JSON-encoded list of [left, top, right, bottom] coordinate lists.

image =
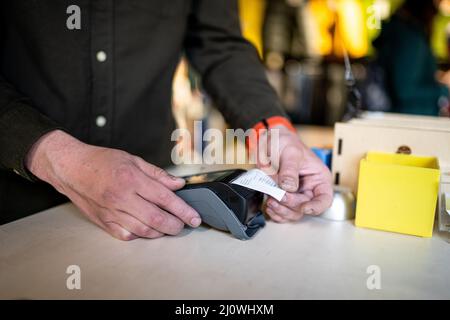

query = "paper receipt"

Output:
[[231, 169, 286, 201]]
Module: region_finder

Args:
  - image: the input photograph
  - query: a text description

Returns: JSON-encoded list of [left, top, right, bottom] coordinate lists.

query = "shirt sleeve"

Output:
[[184, 0, 288, 130], [0, 75, 63, 181]]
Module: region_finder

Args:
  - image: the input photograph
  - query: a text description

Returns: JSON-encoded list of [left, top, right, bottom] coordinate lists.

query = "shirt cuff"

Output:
[[0, 102, 64, 181]]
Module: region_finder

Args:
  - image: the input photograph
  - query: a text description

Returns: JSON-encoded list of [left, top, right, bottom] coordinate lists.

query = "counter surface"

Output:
[[1, 201, 449, 299]]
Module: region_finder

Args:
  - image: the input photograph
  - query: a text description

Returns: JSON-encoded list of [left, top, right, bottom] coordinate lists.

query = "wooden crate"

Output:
[[332, 113, 450, 194]]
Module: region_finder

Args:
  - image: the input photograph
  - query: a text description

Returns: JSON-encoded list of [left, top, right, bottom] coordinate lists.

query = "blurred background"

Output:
[[172, 0, 450, 155]]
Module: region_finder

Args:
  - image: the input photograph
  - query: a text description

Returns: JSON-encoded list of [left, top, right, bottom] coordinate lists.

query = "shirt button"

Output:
[[96, 51, 107, 62], [96, 115, 107, 127]]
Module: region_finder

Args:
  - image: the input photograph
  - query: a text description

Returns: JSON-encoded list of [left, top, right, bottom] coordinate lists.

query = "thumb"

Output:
[[278, 146, 302, 192], [134, 157, 185, 190]]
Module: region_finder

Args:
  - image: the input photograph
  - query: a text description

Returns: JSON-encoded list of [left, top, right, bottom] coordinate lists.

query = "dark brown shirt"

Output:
[[0, 0, 285, 223]]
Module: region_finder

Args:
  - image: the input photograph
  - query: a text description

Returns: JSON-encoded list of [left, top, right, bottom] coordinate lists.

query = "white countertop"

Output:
[[1, 201, 449, 299], [1, 128, 449, 300]]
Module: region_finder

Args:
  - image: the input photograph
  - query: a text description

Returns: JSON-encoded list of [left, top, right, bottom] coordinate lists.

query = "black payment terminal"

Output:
[[175, 169, 265, 240]]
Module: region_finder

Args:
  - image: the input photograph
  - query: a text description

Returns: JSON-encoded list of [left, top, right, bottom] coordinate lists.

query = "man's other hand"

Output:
[[258, 126, 333, 223]]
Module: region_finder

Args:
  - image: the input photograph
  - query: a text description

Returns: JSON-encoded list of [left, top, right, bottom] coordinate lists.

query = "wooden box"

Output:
[[332, 112, 450, 194]]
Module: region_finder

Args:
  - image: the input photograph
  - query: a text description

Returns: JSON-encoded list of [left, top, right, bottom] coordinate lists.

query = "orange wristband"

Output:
[[263, 116, 296, 133], [247, 116, 296, 151]]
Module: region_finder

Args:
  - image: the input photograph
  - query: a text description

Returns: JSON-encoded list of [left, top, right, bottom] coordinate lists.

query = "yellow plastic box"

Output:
[[355, 152, 440, 237]]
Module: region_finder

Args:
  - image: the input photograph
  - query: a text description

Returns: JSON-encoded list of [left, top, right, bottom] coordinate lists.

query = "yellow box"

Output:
[[355, 152, 440, 237]]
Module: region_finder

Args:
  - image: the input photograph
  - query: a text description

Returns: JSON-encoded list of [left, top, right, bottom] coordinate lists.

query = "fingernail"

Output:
[[281, 178, 296, 191], [304, 208, 315, 215], [190, 217, 201, 227]]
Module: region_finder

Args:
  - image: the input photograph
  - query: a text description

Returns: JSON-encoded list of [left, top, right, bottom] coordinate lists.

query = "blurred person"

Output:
[[373, 0, 449, 116]]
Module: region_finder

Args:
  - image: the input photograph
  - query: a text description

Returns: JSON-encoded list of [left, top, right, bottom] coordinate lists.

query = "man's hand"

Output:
[[258, 126, 333, 223], [26, 130, 201, 240]]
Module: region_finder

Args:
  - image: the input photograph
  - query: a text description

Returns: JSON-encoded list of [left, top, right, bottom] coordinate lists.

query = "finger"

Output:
[[115, 210, 165, 239], [128, 193, 185, 235], [302, 190, 314, 199], [65, 186, 138, 240], [298, 175, 324, 193], [276, 192, 312, 209], [65, 186, 107, 228], [103, 221, 139, 241], [278, 146, 302, 192], [266, 198, 304, 221], [265, 207, 289, 223], [264, 193, 310, 221], [67, 182, 163, 239], [134, 157, 185, 191], [299, 183, 334, 216], [137, 179, 201, 228]]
